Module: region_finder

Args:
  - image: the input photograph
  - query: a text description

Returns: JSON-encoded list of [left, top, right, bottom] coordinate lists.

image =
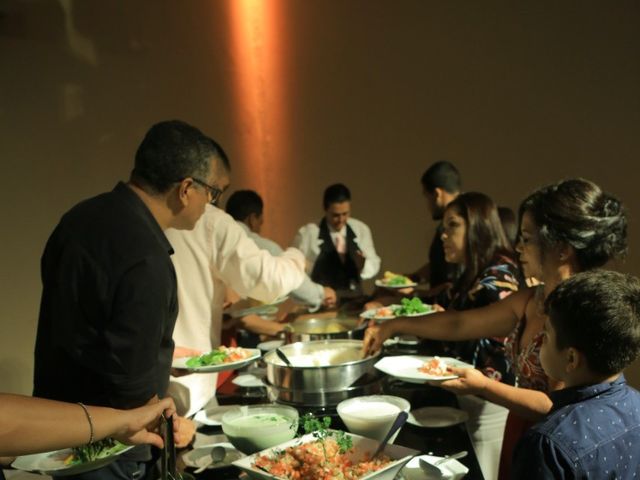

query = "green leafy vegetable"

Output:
[[69, 439, 127, 464], [185, 349, 227, 368], [300, 414, 353, 454], [385, 274, 412, 286], [392, 297, 432, 316]]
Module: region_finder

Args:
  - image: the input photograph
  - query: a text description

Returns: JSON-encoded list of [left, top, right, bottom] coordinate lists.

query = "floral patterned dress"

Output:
[[442, 255, 522, 385]]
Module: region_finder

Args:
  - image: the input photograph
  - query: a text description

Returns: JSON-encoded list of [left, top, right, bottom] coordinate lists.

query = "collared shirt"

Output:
[[292, 217, 381, 280], [165, 206, 305, 416], [237, 222, 325, 310], [34, 182, 178, 409], [512, 375, 640, 479]]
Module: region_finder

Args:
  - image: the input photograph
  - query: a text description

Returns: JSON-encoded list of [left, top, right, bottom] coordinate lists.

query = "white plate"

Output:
[[225, 296, 288, 318], [374, 356, 474, 383], [172, 348, 261, 373], [375, 279, 418, 289], [193, 405, 241, 426], [233, 431, 419, 480], [401, 454, 469, 479], [256, 339, 284, 352], [361, 305, 434, 321], [407, 407, 469, 428], [12, 445, 134, 476], [182, 442, 245, 470], [232, 374, 265, 388]]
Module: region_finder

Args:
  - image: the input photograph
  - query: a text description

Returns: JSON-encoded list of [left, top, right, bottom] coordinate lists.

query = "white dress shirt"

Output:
[[237, 222, 325, 310], [165, 205, 305, 416], [292, 217, 381, 280]]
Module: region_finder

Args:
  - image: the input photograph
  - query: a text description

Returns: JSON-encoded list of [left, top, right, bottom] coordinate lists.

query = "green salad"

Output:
[[67, 439, 127, 465], [186, 349, 227, 368], [392, 297, 432, 316]]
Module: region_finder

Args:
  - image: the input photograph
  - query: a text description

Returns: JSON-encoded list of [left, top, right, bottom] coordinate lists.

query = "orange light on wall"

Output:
[[229, 0, 293, 244]]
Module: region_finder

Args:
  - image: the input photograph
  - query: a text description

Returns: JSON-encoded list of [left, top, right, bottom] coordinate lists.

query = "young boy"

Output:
[[512, 270, 640, 479]]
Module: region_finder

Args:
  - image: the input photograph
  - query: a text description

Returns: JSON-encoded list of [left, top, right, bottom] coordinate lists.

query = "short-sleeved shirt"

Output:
[[34, 182, 178, 409], [512, 375, 640, 479]]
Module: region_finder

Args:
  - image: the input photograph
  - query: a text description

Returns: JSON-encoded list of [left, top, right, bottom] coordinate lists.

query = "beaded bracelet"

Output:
[[78, 402, 95, 444]]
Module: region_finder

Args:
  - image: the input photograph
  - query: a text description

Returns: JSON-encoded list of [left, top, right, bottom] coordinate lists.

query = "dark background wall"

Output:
[[1, 0, 638, 394]]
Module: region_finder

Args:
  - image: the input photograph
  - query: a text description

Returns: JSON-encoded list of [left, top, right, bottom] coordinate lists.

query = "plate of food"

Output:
[[361, 298, 435, 321], [12, 439, 133, 476], [233, 430, 418, 480], [375, 271, 418, 289], [225, 296, 288, 318], [374, 356, 474, 383], [172, 346, 261, 373]]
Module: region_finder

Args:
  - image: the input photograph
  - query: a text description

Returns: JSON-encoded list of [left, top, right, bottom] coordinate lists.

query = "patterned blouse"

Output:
[[443, 255, 522, 385], [504, 287, 549, 392]]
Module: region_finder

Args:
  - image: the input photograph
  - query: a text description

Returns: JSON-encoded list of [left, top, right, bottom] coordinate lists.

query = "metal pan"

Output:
[[284, 316, 366, 343]]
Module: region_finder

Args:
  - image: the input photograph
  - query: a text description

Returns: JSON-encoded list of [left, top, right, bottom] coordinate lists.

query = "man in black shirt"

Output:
[[33, 120, 229, 480], [409, 161, 462, 302]]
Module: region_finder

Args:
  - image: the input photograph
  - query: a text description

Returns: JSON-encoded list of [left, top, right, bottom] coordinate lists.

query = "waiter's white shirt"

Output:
[[165, 205, 305, 416], [291, 217, 381, 280], [237, 222, 325, 310]]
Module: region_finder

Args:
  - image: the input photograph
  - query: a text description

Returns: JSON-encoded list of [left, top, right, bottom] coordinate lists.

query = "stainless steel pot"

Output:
[[263, 339, 379, 394], [284, 316, 366, 343]]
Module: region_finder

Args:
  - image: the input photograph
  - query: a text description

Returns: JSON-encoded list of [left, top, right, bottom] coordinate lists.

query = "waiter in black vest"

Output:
[[292, 183, 381, 303]]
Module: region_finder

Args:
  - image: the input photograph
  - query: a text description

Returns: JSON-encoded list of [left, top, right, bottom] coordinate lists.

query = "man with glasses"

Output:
[[33, 120, 227, 480], [165, 174, 306, 417]]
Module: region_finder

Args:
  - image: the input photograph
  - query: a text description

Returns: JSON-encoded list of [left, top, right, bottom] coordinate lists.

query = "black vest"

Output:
[[310, 218, 361, 292]]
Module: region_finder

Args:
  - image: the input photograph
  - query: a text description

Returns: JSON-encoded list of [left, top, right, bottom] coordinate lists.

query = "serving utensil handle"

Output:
[[372, 410, 408, 458]]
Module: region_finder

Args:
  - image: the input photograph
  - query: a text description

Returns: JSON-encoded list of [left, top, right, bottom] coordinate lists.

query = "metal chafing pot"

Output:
[[283, 316, 366, 343], [263, 339, 381, 406]]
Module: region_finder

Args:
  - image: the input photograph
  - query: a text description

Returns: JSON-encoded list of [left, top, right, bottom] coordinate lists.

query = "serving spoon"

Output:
[[419, 451, 468, 478], [275, 347, 293, 367], [371, 410, 409, 458], [193, 445, 226, 473]]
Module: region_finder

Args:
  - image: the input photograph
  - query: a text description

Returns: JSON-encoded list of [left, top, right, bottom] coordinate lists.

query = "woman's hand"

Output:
[[115, 397, 177, 448], [362, 320, 393, 356], [438, 367, 489, 396]]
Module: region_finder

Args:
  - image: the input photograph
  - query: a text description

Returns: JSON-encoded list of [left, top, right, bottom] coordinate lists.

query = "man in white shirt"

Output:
[[226, 190, 337, 312], [292, 183, 381, 302], [165, 164, 306, 417]]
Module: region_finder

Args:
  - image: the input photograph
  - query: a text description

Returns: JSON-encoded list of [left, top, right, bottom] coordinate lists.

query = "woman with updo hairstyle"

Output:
[[363, 178, 627, 480]]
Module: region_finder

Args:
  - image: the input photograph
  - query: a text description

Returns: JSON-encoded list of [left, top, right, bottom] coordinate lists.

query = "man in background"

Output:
[[226, 189, 337, 312], [292, 183, 380, 303]]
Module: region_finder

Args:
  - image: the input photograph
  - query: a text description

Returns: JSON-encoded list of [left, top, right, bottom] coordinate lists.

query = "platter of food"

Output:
[[374, 272, 418, 289], [172, 346, 261, 373], [233, 430, 418, 480], [12, 440, 133, 476], [361, 298, 435, 321], [374, 356, 473, 383]]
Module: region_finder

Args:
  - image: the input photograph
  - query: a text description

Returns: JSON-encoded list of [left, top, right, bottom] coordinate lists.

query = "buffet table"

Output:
[[188, 354, 485, 480]]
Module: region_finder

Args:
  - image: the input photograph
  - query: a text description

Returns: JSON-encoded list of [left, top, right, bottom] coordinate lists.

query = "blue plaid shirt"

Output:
[[512, 375, 640, 479]]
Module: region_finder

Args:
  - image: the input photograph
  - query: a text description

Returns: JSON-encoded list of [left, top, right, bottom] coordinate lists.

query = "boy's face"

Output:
[[540, 317, 569, 382]]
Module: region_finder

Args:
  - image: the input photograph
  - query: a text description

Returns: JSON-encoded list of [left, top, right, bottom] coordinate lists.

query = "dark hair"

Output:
[[498, 206, 518, 247], [132, 120, 229, 194], [323, 183, 351, 209], [545, 270, 640, 376], [421, 161, 461, 194], [225, 190, 263, 221], [446, 192, 513, 294], [518, 178, 627, 270]]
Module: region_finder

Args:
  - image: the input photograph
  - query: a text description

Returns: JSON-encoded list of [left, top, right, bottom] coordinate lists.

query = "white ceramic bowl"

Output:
[[221, 404, 298, 454], [233, 431, 419, 480], [337, 395, 411, 443]]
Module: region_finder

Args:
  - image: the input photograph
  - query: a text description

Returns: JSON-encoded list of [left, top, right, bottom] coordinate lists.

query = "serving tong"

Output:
[[161, 414, 181, 480]]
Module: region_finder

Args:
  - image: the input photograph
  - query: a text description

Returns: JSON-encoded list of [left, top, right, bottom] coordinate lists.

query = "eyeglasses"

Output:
[[191, 177, 223, 205]]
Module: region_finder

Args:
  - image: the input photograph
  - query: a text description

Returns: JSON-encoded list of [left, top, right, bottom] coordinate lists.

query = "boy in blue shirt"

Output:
[[512, 270, 640, 479]]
